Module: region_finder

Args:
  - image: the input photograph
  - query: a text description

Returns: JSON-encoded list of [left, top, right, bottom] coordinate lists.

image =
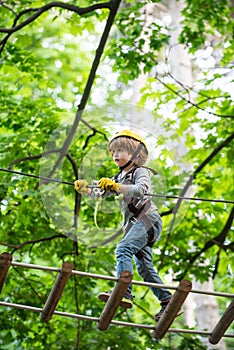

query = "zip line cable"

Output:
[[1, 167, 233, 204]]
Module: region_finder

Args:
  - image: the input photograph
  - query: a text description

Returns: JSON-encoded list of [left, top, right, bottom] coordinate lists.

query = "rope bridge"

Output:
[[0, 253, 233, 344]]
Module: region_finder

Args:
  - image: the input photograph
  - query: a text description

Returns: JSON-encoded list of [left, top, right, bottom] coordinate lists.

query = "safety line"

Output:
[[1, 167, 233, 204], [0, 168, 73, 185], [147, 193, 233, 204], [0, 301, 233, 338], [12, 262, 234, 298]]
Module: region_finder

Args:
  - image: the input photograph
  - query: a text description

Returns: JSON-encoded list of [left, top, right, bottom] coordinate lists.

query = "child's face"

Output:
[[111, 147, 132, 168]]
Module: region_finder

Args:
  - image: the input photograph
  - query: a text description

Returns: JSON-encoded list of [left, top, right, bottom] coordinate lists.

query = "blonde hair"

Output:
[[109, 136, 148, 166]]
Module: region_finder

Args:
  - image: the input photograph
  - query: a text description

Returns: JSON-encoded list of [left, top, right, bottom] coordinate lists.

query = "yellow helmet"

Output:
[[109, 130, 148, 151]]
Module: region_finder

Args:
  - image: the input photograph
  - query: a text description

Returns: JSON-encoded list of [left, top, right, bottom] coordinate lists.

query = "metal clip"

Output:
[[91, 180, 105, 198]]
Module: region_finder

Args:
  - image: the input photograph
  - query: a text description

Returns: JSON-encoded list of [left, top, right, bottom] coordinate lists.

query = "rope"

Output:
[[0, 301, 233, 338], [1, 260, 234, 338], [1, 167, 233, 204], [0, 167, 73, 186], [147, 193, 234, 204], [12, 261, 234, 298]]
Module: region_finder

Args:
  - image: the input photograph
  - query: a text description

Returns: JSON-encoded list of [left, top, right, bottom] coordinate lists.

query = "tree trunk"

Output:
[[167, 3, 226, 349], [168, 0, 193, 86], [168, 0, 197, 329], [194, 279, 227, 350], [130, 2, 160, 131], [129, 2, 227, 347]]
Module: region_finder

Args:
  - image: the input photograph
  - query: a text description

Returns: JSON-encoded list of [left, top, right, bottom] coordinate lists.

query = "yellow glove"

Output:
[[98, 178, 120, 192], [74, 180, 89, 194]]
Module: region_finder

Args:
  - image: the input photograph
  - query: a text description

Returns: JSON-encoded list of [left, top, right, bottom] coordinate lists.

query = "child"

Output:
[[74, 130, 172, 321]]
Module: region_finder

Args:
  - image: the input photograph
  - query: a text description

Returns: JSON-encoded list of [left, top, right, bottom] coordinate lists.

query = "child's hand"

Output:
[[74, 180, 89, 194], [98, 178, 120, 192]]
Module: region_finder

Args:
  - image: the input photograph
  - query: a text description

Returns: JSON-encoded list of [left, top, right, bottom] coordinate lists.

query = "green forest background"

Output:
[[0, 1, 233, 349]]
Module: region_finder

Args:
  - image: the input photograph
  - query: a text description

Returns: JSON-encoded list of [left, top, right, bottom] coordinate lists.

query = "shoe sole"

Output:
[[98, 293, 132, 309], [155, 310, 184, 322]]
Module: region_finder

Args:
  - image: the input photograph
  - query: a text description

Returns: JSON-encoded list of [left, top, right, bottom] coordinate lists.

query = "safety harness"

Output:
[[112, 136, 158, 258], [115, 167, 157, 259]]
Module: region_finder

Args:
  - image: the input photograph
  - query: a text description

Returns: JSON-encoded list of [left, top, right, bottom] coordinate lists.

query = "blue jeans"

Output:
[[116, 214, 172, 302]]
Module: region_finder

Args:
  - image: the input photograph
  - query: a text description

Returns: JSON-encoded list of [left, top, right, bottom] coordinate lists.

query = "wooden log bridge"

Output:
[[153, 279, 192, 339], [0, 252, 12, 294], [40, 261, 73, 322], [97, 270, 132, 331], [209, 299, 234, 345]]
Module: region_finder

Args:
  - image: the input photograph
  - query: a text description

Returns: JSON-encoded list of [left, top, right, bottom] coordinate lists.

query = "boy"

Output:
[[74, 130, 173, 321]]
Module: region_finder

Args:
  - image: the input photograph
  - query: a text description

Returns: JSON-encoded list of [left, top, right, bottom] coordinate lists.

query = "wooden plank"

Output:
[[153, 279, 192, 339], [40, 261, 73, 322], [0, 252, 12, 293], [97, 270, 132, 331], [209, 299, 234, 345]]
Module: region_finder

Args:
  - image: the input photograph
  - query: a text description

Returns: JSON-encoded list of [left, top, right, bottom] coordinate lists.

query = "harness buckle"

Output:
[[130, 216, 138, 225]]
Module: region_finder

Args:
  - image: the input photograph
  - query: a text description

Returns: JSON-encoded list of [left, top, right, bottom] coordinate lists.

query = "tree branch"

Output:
[[8, 149, 61, 170], [188, 205, 234, 266], [118, 27, 234, 119], [0, 1, 17, 15], [158, 133, 234, 270], [0, 1, 112, 34], [0, 1, 112, 54], [154, 73, 234, 119], [81, 118, 109, 142], [45, 0, 122, 181], [0, 234, 67, 252]]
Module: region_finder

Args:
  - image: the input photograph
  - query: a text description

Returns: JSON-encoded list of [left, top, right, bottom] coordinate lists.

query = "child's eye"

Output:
[[110, 148, 123, 155]]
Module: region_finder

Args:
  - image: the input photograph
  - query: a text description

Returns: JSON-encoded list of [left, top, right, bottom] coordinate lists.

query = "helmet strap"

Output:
[[118, 143, 158, 175], [119, 143, 144, 171]]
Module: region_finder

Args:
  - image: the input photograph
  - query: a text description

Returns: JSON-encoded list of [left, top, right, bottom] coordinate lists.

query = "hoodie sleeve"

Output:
[[124, 168, 151, 198]]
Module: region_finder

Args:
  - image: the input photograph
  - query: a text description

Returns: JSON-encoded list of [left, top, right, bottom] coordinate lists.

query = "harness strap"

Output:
[[125, 200, 156, 259], [126, 213, 155, 260], [141, 215, 155, 247], [127, 199, 150, 217], [117, 166, 157, 259]]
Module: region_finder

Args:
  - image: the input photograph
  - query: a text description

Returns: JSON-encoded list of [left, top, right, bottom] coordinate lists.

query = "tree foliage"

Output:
[[0, 0, 233, 349]]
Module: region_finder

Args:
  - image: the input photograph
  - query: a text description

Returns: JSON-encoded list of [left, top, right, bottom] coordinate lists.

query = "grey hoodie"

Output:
[[113, 167, 159, 230]]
